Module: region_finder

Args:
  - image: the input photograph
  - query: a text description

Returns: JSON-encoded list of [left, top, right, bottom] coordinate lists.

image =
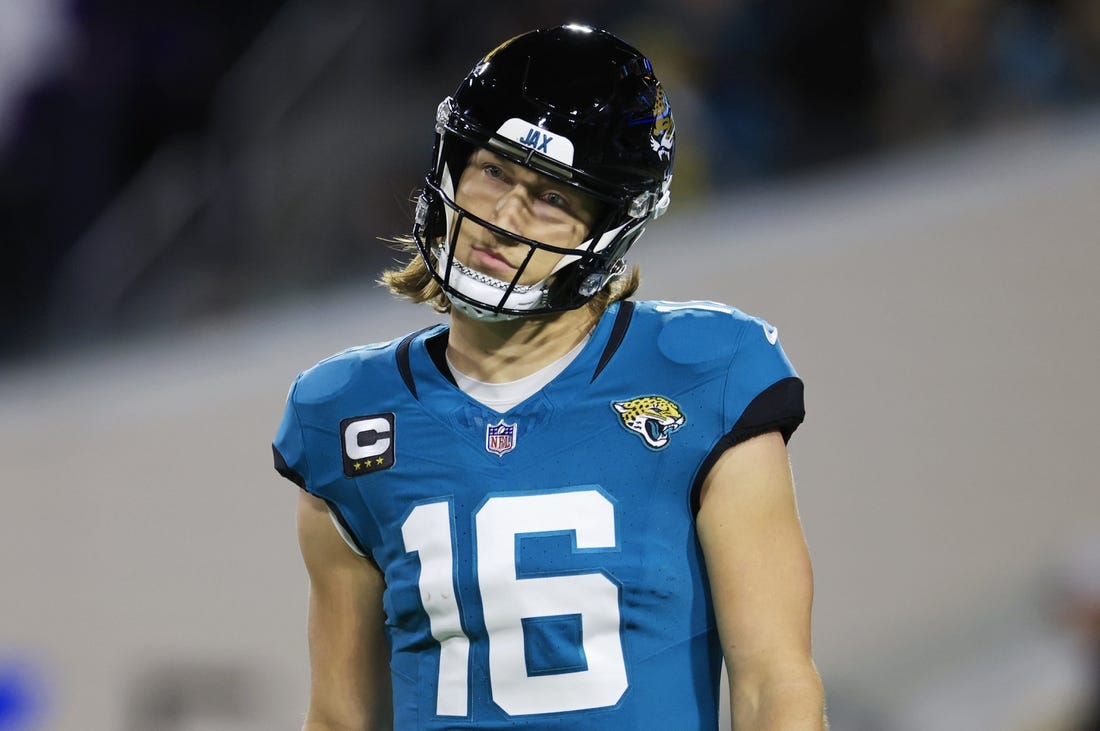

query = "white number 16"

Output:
[[401, 489, 627, 717]]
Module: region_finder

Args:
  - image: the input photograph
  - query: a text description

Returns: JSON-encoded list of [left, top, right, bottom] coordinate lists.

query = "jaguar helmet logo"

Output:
[[649, 85, 674, 161], [612, 396, 685, 450]]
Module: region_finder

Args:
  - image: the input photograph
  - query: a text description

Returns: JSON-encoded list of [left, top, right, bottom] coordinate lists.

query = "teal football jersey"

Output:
[[273, 300, 804, 729]]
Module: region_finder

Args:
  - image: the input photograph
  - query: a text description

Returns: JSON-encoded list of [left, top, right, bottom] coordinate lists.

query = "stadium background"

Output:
[[1, 1, 1098, 729]]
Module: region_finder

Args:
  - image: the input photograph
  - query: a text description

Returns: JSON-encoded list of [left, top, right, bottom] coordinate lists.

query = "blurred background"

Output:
[[1, 0, 1098, 729]]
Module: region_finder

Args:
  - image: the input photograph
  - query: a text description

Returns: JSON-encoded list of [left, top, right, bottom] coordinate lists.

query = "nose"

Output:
[[491, 185, 530, 240]]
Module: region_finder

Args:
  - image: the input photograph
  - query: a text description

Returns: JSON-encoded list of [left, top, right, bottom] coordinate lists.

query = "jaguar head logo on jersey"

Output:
[[485, 419, 517, 456], [341, 413, 396, 477], [612, 396, 685, 450]]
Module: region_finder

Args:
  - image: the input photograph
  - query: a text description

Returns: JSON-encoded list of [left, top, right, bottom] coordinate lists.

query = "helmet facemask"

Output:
[[414, 133, 647, 319]]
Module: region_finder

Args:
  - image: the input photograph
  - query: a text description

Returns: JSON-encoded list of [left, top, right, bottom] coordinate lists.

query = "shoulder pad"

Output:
[[642, 300, 757, 365], [293, 340, 396, 404]]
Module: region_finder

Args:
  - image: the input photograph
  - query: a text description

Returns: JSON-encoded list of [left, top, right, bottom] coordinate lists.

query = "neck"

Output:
[[446, 305, 602, 383]]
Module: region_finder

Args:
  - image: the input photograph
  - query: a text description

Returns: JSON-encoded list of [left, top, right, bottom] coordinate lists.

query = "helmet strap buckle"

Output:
[[435, 98, 454, 133], [414, 194, 430, 226], [578, 258, 626, 297], [628, 192, 652, 219]]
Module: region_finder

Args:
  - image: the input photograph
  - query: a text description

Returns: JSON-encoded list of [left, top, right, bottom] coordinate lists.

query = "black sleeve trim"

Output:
[[322, 498, 380, 571], [689, 377, 805, 515], [272, 444, 306, 490], [732, 376, 805, 445], [273, 445, 381, 571], [590, 300, 635, 383]]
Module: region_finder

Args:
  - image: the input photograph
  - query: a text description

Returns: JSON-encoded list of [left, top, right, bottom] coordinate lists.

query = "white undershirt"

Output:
[[445, 334, 591, 412]]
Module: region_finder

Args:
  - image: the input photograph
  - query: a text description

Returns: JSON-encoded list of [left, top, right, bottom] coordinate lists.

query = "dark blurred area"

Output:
[[1, 0, 1098, 361]]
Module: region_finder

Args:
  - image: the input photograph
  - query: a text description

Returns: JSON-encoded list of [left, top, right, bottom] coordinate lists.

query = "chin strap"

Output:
[[432, 242, 547, 318]]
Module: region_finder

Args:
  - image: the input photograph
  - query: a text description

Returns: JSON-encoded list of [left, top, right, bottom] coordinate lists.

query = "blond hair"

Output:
[[378, 237, 640, 317]]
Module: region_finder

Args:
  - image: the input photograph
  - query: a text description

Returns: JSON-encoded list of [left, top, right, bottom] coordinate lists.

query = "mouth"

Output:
[[468, 245, 518, 275]]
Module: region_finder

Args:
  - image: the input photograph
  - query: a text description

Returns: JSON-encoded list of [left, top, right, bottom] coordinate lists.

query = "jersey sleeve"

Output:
[[687, 313, 806, 514], [272, 375, 312, 491], [721, 316, 805, 447]]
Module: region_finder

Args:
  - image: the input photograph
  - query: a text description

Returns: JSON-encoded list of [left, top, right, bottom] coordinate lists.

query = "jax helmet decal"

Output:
[[412, 24, 676, 320]]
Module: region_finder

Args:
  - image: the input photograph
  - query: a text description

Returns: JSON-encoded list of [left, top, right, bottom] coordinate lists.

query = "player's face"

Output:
[[452, 148, 602, 286]]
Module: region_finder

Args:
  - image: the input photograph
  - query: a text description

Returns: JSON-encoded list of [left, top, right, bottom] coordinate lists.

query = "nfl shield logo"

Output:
[[485, 419, 517, 456]]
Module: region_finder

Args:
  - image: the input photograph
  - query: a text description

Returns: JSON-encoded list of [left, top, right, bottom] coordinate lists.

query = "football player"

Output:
[[274, 23, 826, 730]]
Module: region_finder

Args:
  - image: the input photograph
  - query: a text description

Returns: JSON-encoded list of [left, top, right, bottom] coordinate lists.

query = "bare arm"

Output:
[[297, 489, 393, 731], [696, 432, 826, 731]]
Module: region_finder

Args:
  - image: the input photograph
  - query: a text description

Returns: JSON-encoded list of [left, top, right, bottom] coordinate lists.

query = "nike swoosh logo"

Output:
[[762, 323, 779, 345]]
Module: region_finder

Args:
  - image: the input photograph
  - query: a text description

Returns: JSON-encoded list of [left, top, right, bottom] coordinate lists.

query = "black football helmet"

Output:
[[412, 23, 675, 319]]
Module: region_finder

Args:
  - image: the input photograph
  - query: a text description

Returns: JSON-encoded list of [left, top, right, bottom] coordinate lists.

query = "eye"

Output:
[[542, 191, 568, 208], [483, 164, 505, 180]]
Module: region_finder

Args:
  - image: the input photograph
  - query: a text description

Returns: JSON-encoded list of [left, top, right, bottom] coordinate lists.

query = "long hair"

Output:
[[378, 236, 640, 317]]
